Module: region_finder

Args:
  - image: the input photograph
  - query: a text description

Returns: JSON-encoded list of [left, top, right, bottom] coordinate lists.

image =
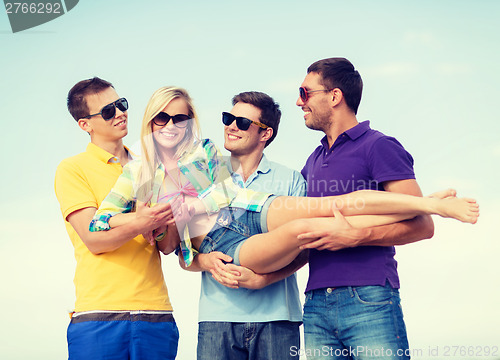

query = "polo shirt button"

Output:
[[326, 287, 333, 293]]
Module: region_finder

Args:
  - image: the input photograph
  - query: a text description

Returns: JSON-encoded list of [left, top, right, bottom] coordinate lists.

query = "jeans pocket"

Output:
[[198, 233, 221, 253], [353, 286, 392, 305], [303, 292, 313, 308], [224, 208, 251, 237]]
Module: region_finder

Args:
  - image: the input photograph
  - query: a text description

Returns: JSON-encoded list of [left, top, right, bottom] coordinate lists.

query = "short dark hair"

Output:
[[231, 91, 281, 147], [308, 58, 363, 114], [67, 77, 114, 121]]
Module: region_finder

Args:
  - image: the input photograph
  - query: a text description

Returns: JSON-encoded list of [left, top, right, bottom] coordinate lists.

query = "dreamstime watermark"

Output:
[[3, 0, 79, 33]]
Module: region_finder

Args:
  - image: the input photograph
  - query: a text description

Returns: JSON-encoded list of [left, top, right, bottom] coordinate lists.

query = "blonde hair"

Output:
[[138, 86, 201, 201]]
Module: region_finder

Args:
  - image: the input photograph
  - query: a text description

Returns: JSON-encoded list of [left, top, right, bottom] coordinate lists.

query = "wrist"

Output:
[[197, 254, 211, 271], [155, 231, 166, 241], [127, 219, 146, 238], [132, 213, 147, 229], [353, 227, 371, 246], [255, 273, 271, 288]]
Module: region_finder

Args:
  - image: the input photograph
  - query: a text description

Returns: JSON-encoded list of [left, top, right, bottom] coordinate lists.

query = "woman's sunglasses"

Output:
[[152, 112, 191, 128], [222, 112, 269, 131], [299, 87, 333, 102], [83, 98, 128, 121]]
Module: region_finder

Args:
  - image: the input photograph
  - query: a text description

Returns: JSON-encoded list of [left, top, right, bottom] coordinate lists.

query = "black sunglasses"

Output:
[[83, 98, 128, 121], [299, 87, 333, 102], [222, 112, 269, 131], [152, 112, 191, 128]]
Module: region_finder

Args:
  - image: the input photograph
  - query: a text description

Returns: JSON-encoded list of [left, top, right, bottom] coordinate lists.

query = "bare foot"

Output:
[[427, 188, 457, 199], [435, 197, 480, 224]]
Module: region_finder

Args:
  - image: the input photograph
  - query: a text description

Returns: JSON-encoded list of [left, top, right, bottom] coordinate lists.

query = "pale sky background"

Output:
[[0, 1, 499, 359]]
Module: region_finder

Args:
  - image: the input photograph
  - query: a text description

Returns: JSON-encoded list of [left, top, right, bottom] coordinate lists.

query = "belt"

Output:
[[71, 310, 174, 324]]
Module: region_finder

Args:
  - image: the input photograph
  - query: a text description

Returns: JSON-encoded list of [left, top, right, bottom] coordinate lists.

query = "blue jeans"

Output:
[[303, 284, 410, 360], [198, 207, 266, 260], [67, 312, 179, 360], [197, 321, 301, 360]]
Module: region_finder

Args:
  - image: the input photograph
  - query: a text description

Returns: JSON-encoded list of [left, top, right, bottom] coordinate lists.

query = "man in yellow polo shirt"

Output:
[[55, 77, 179, 360]]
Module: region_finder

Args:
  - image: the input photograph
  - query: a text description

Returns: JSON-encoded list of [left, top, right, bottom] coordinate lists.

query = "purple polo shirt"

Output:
[[301, 121, 415, 292]]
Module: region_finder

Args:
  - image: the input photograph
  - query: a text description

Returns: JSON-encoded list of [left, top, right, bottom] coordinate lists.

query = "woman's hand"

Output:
[[135, 193, 174, 245], [141, 224, 168, 247], [135, 198, 174, 232], [171, 202, 195, 232]]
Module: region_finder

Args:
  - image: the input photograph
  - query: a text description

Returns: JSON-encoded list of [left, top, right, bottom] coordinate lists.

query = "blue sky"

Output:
[[1, 1, 499, 359]]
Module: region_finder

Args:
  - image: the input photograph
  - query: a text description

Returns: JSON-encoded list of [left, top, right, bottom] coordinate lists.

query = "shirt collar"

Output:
[[255, 154, 271, 175], [345, 120, 371, 140], [229, 154, 270, 186], [228, 154, 270, 174], [86, 143, 136, 164], [320, 120, 371, 149]]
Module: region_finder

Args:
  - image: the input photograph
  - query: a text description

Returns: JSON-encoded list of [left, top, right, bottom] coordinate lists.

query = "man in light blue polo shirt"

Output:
[[186, 91, 307, 359]]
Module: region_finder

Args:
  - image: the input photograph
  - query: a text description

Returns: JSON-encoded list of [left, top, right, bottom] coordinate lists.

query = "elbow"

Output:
[[82, 237, 111, 255], [422, 216, 435, 240], [86, 243, 107, 255], [425, 226, 435, 240], [87, 247, 104, 255]]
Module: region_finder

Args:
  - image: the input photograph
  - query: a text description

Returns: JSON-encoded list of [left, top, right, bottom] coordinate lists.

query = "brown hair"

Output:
[[67, 77, 114, 121]]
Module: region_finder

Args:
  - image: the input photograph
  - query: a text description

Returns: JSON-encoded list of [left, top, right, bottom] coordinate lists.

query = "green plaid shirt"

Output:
[[90, 139, 271, 266]]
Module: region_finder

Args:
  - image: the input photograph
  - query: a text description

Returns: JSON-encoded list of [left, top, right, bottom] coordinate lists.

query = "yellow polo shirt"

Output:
[[55, 143, 172, 312]]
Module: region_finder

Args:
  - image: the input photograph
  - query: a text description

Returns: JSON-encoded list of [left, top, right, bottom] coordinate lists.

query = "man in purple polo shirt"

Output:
[[296, 57, 434, 359]]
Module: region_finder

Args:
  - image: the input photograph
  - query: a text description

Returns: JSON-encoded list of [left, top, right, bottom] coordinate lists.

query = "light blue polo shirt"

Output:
[[198, 154, 306, 322]]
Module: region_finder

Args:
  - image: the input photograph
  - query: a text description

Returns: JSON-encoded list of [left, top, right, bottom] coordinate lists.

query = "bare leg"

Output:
[[240, 189, 479, 274], [240, 212, 412, 274], [238, 219, 308, 274], [266, 189, 479, 231], [343, 189, 458, 228]]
